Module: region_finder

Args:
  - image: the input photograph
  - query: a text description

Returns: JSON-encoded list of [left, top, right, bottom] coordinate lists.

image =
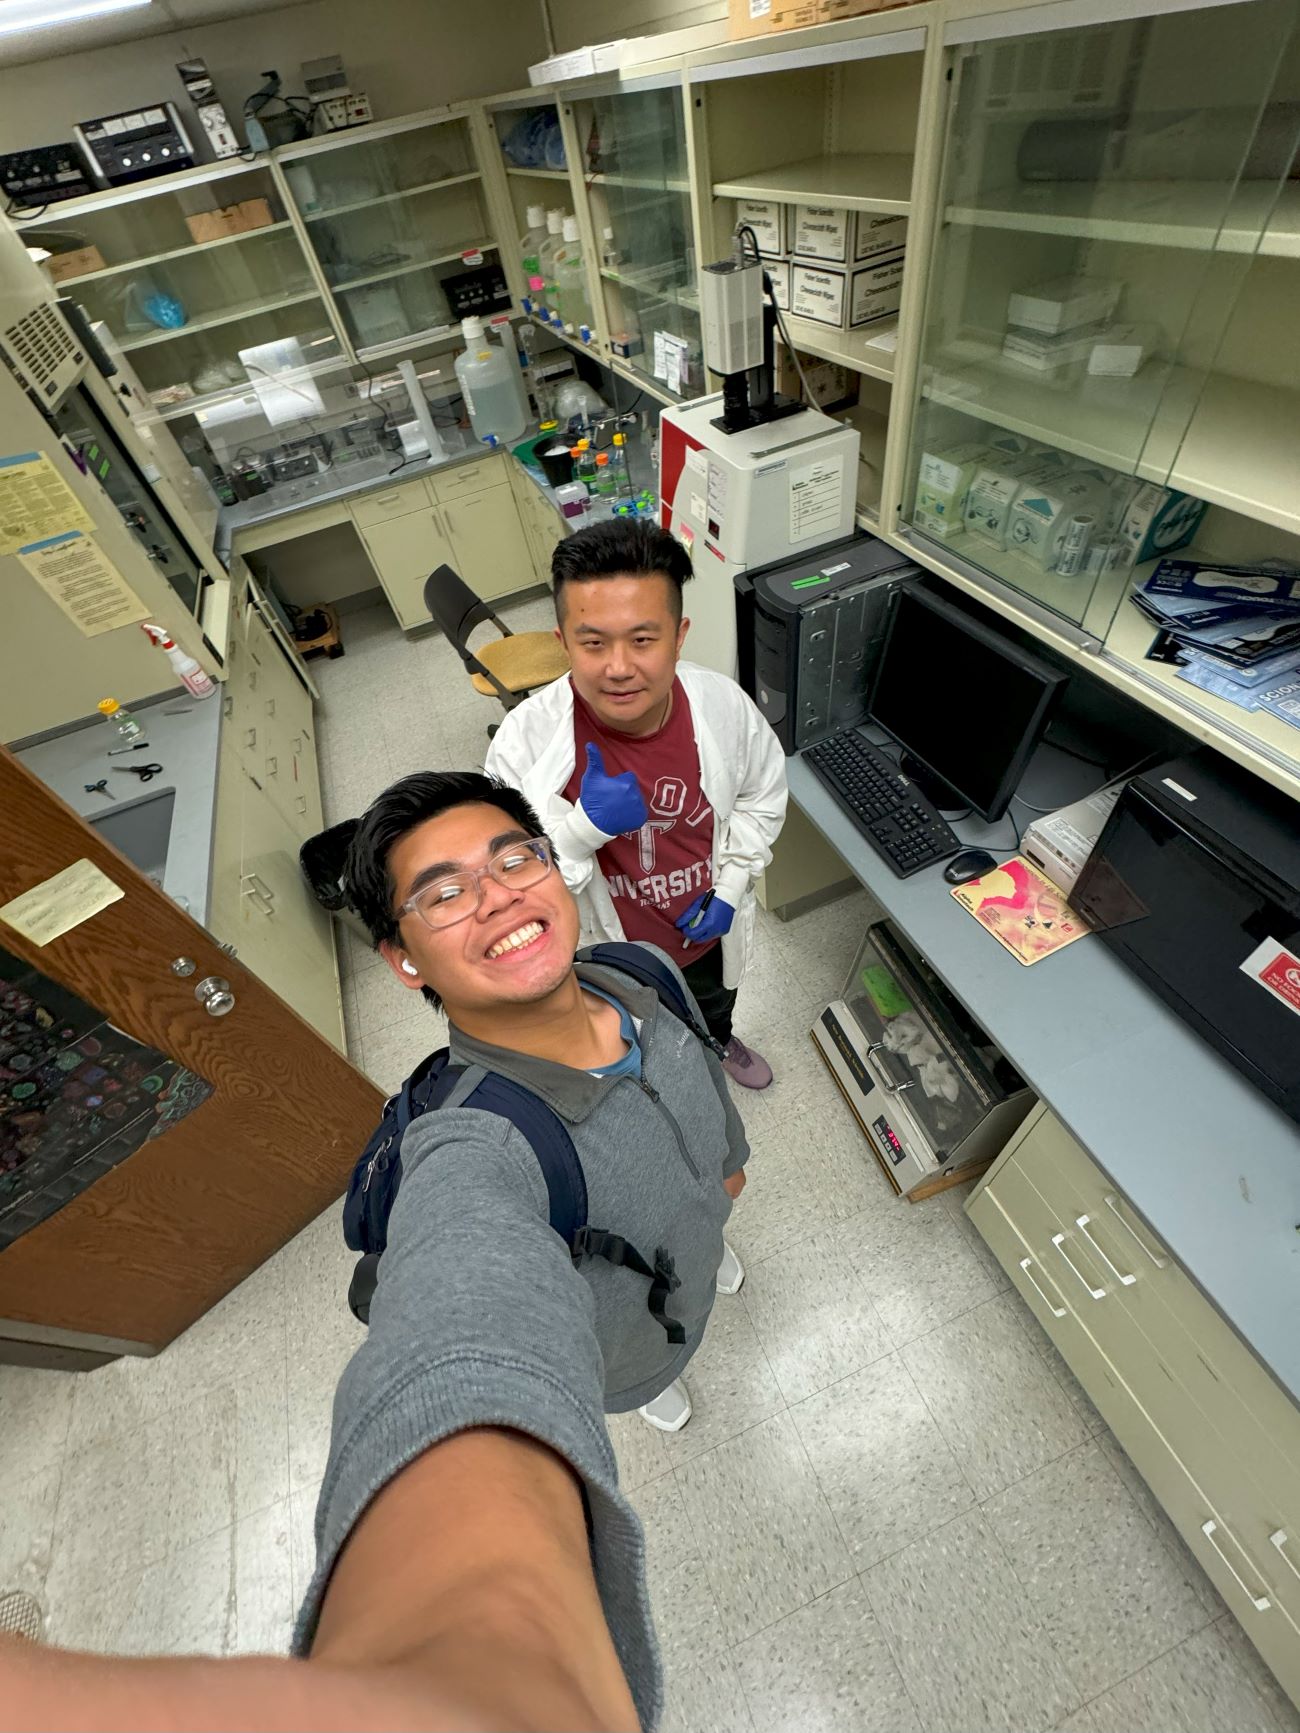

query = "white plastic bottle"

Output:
[[488, 315, 531, 429], [554, 216, 593, 336], [519, 203, 547, 285], [454, 316, 526, 446], [140, 623, 215, 698], [537, 209, 566, 316]]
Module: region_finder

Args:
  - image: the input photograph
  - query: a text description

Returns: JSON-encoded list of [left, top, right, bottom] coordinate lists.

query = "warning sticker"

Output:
[[1239, 937, 1300, 1017]]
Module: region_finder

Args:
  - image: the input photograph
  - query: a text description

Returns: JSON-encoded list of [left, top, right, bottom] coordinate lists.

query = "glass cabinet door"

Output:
[[279, 114, 507, 359], [574, 82, 703, 399], [19, 165, 341, 414], [484, 98, 599, 345], [903, 0, 1300, 635]]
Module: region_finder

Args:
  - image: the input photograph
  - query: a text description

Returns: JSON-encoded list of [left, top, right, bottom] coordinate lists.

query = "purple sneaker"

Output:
[[722, 1036, 773, 1090]]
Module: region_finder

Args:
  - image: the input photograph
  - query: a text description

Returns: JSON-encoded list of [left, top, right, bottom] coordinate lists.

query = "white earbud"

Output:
[[401, 960, 418, 977]]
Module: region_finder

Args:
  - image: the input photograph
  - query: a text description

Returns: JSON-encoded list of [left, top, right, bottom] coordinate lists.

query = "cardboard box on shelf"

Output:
[[1115, 482, 1208, 566], [1000, 323, 1102, 376], [854, 213, 908, 262], [735, 198, 786, 257], [1006, 275, 1123, 335], [184, 197, 273, 244], [791, 254, 904, 329], [791, 204, 852, 263], [766, 258, 791, 310], [728, 0, 884, 36], [46, 245, 106, 282], [776, 346, 859, 412], [849, 252, 904, 326]]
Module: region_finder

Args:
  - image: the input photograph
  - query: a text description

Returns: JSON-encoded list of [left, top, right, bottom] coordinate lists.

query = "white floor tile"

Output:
[[628, 1474, 726, 1668], [661, 1649, 756, 1733], [658, 1295, 784, 1468], [741, 1228, 891, 1404], [0, 1365, 75, 1481], [0, 1459, 60, 1602], [1061, 1618, 1289, 1733]]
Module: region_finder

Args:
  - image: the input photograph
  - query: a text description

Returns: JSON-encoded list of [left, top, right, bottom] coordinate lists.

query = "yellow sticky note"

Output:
[[0, 857, 124, 947], [0, 451, 95, 556]]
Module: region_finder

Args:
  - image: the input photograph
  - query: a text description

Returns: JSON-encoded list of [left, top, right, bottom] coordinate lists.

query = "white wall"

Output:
[[544, 0, 724, 53], [0, 0, 547, 155]]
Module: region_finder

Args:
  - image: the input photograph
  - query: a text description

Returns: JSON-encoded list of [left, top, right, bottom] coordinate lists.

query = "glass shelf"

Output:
[[902, 0, 1300, 635], [280, 115, 505, 356], [576, 83, 703, 400]]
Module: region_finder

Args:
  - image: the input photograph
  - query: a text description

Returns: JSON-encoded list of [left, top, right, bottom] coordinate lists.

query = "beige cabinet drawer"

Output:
[[350, 479, 433, 528], [430, 457, 505, 505], [1027, 1116, 1300, 1488]]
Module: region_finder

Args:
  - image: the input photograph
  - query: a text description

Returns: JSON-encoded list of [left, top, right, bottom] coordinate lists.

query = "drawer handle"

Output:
[[222, 694, 233, 719], [1202, 1519, 1271, 1612], [241, 879, 273, 916], [1103, 1194, 1167, 1268], [1052, 1233, 1105, 1299], [265, 756, 278, 777], [295, 795, 307, 815], [1075, 1214, 1136, 1286], [373, 491, 402, 506], [265, 697, 276, 716], [1019, 1257, 1066, 1319], [1270, 1530, 1300, 1583], [245, 727, 257, 749]]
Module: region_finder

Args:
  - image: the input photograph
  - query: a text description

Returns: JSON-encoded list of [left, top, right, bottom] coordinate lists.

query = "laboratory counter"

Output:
[[14, 695, 224, 931], [788, 755, 1300, 1407], [213, 427, 534, 561]]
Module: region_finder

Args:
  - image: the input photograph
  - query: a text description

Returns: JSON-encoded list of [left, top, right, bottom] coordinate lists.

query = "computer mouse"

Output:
[[943, 848, 998, 885]]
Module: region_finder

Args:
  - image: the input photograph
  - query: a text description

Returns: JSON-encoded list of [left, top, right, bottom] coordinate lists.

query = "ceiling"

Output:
[[0, 0, 317, 67]]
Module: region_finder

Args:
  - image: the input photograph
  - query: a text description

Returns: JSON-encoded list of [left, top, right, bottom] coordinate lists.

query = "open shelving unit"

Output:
[[778, 312, 898, 382]]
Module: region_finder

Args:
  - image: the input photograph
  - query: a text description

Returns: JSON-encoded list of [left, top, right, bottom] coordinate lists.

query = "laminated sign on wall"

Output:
[[0, 451, 95, 555], [17, 530, 149, 637]]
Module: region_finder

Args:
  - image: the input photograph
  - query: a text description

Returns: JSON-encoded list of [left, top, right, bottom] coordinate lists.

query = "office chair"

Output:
[[423, 565, 568, 734]]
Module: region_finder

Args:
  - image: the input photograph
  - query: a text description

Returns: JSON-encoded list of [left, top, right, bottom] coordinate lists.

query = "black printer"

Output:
[[735, 531, 917, 754]]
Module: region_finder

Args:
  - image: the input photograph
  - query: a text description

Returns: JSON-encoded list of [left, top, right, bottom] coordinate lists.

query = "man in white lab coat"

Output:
[[486, 517, 788, 1089]]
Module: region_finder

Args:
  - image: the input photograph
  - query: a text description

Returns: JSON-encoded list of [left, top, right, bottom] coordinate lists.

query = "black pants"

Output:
[[680, 942, 737, 1047]]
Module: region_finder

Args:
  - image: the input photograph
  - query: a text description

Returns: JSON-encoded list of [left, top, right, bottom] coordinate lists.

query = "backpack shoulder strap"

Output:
[[458, 1071, 589, 1245], [583, 940, 725, 1057]]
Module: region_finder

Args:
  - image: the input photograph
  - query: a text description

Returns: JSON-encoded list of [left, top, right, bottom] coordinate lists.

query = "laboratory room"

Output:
[[1, 0, 1300, 1724]]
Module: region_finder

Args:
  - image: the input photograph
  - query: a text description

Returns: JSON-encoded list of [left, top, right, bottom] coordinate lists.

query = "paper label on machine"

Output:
[[789, 455, 845, 543]]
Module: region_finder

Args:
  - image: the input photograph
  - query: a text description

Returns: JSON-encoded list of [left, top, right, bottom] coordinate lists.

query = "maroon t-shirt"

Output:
[[563, 678, 717, 955]]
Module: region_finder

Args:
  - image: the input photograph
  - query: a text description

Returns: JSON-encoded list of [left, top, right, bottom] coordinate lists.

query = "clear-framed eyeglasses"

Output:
[[398, 836, 554, 932]]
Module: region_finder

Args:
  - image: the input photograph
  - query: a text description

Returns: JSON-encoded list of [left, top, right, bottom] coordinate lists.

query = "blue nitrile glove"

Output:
[[676, 889, 736, 946], [579, 741, 648, 837]]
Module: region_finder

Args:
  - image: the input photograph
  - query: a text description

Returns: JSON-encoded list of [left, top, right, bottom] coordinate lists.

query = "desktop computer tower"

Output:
[[736, 531, 917, 754]]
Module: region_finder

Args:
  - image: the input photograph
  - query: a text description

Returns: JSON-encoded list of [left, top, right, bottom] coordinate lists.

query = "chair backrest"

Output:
[[423, 564, 499, 659]]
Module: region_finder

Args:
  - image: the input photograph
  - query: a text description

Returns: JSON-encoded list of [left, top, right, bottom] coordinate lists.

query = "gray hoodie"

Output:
[[293, 947, 749, 1729]]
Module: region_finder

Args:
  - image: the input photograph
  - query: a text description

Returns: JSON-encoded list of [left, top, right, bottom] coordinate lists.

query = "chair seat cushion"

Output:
[[470, 631, 570, 697]]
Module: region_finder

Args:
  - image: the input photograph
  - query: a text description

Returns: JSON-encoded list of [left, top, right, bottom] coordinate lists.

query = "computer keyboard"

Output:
[[803, 731, 961, 878]]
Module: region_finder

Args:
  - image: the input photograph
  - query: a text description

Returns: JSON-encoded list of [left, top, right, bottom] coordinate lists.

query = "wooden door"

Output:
[[0, 747, 381, 1360], [443, 485, 534, 601]]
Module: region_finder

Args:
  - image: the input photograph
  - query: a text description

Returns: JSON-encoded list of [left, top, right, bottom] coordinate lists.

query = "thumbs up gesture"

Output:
[[579, 742, 648, 838]]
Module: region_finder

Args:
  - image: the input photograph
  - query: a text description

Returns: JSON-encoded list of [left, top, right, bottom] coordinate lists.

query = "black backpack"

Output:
[[342, 943, 724, 1327]]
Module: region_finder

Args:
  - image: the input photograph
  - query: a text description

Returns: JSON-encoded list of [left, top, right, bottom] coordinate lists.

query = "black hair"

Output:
[[551, 517, 693, 623], [343, 770, 548, 1009]]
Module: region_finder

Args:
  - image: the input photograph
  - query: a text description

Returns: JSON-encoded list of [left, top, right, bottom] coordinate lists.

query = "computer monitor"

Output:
[[868, 585, 1066, 822]]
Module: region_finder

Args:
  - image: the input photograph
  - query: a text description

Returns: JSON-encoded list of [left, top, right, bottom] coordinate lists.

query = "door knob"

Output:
[[195, 976, 235, 1016]]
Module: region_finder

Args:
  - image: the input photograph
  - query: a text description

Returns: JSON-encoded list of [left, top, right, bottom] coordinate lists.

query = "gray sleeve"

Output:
[[292, 1108, 663, 1731], [639, 942, 751, 1179]]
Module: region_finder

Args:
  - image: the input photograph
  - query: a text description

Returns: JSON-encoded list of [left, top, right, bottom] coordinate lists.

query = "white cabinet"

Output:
[[968, 1108, 1300, 1705]]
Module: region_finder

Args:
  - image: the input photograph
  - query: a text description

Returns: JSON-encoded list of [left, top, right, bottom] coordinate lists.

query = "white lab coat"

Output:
[[484, 661, 788, 989]]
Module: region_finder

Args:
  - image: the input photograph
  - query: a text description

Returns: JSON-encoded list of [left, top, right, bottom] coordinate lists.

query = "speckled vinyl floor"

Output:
[[1, 596, 1295, 1732]]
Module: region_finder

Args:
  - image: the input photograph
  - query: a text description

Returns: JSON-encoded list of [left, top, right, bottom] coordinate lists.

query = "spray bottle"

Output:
[[140, 623, 215, 698]]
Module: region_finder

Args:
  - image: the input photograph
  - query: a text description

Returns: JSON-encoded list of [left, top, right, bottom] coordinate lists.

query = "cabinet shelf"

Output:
[[599, 264, 698, 311], [151, 355, 352, 422], [945, 180, 1300, 260], [505, 165, 570, 182], [1105, 558, 1300, 779], [778, 312, 897, 381], [331, 239, 496, 293], [713, 152, 913, 215], [300, 170, 481, 222], [52, 221, 296, 287], [589, 170, 690, 194], [923, 349, 1300, 538], [116, 287, 322, 351], [609, 353, 682, 406]]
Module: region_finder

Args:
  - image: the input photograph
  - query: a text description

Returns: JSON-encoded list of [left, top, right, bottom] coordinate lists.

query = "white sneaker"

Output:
[[715, 1240, 745, 1296], [639, 1378, 692, 1433]]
